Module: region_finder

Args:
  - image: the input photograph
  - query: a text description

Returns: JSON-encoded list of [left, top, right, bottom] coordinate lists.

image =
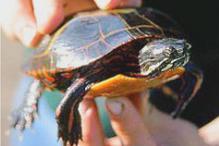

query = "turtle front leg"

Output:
[[56, 78, 92, 146], [11, 79, 44, 130]]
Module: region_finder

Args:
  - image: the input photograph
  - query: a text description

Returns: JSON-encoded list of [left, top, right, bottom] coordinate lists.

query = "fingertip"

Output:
[[79, 99, 96, 116], [9, 0, 43, 47], [106, 97, 135, 117], [14, 17, 43, 47], [79, 99, 105, 145], [94, 0, 112, 9], [38, 9, 64, 34], [106, 97, 157, 146], [106, 97, 144, 134], [105, 97, 143, 129], [33, 0, 64, 34], [20, 27, 43, 47], [94, 0, 142, 9]]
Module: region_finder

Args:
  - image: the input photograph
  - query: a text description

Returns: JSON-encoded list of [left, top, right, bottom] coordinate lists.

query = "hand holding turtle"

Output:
[[78, 97, 157, 146], [0, 0, 141, 47], [78, 96, 219, 146]]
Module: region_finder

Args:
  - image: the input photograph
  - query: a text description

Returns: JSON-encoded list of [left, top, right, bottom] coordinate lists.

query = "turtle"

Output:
[[11, 8, 203, 146]]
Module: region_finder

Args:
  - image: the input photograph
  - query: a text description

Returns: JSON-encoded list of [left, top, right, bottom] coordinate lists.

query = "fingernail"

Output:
[[95, 0, 111, 9], [106, 99, 124, 115], [79, 99, 94, 115], [96, 0, 142, 9]]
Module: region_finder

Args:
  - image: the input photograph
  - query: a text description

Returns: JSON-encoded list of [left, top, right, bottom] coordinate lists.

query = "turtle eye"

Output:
[[170, 46, 179, 57]]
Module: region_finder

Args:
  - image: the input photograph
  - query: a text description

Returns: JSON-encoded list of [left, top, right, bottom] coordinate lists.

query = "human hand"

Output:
[[78, 93, 218, 146], [78, 96, 157, 146], [199, 117, 219, 146], [0, 0, 142, 47]]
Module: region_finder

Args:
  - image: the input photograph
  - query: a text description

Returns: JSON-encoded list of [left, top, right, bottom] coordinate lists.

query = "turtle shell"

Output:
[[25, 8, 183, 75]]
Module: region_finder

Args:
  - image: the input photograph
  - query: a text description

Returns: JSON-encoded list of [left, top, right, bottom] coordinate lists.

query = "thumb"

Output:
[[106, 97, 156, 146]]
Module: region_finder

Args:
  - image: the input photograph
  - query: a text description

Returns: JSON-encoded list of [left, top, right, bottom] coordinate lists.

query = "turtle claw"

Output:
[[56, 105, 82, 146], [57, 112, 69, 145], [11, 106, 37, 131], [11, 79, 42, 132], [69, 110, 82, 146]]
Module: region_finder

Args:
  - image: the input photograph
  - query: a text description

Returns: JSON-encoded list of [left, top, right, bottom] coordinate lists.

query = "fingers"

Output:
[[32, 0, 64, 34], [13, 0, 42, 47], [106, 97, 157, 146], [1, 0, 64, 47], [1, 0, 142, 47], [63, 0, 97, 16], [1, 0, 42, 47], [94, 0, 142, 9], [78, 99, 105, 146]]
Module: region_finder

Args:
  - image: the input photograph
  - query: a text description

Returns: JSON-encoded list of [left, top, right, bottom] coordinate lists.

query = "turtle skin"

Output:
[[11, 8, 203, 146]]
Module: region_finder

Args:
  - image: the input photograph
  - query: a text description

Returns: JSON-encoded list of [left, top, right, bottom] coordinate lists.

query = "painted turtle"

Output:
[[12, 8, 203, 146]]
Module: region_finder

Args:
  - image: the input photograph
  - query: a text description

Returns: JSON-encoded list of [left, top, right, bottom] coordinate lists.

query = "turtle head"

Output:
[[139, 38, 191, 76]]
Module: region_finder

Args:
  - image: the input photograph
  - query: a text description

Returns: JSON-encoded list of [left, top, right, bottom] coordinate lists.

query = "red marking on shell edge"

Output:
[[46, 76, 55, 82], [43, 68, 56, 82]]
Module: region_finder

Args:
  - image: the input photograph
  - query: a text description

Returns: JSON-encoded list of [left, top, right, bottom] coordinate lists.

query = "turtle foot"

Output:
[[56, 78, 92, 146], [56, 105, 82, 146], [11, 79, 42, 131], [11, 105, 38, 131]]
